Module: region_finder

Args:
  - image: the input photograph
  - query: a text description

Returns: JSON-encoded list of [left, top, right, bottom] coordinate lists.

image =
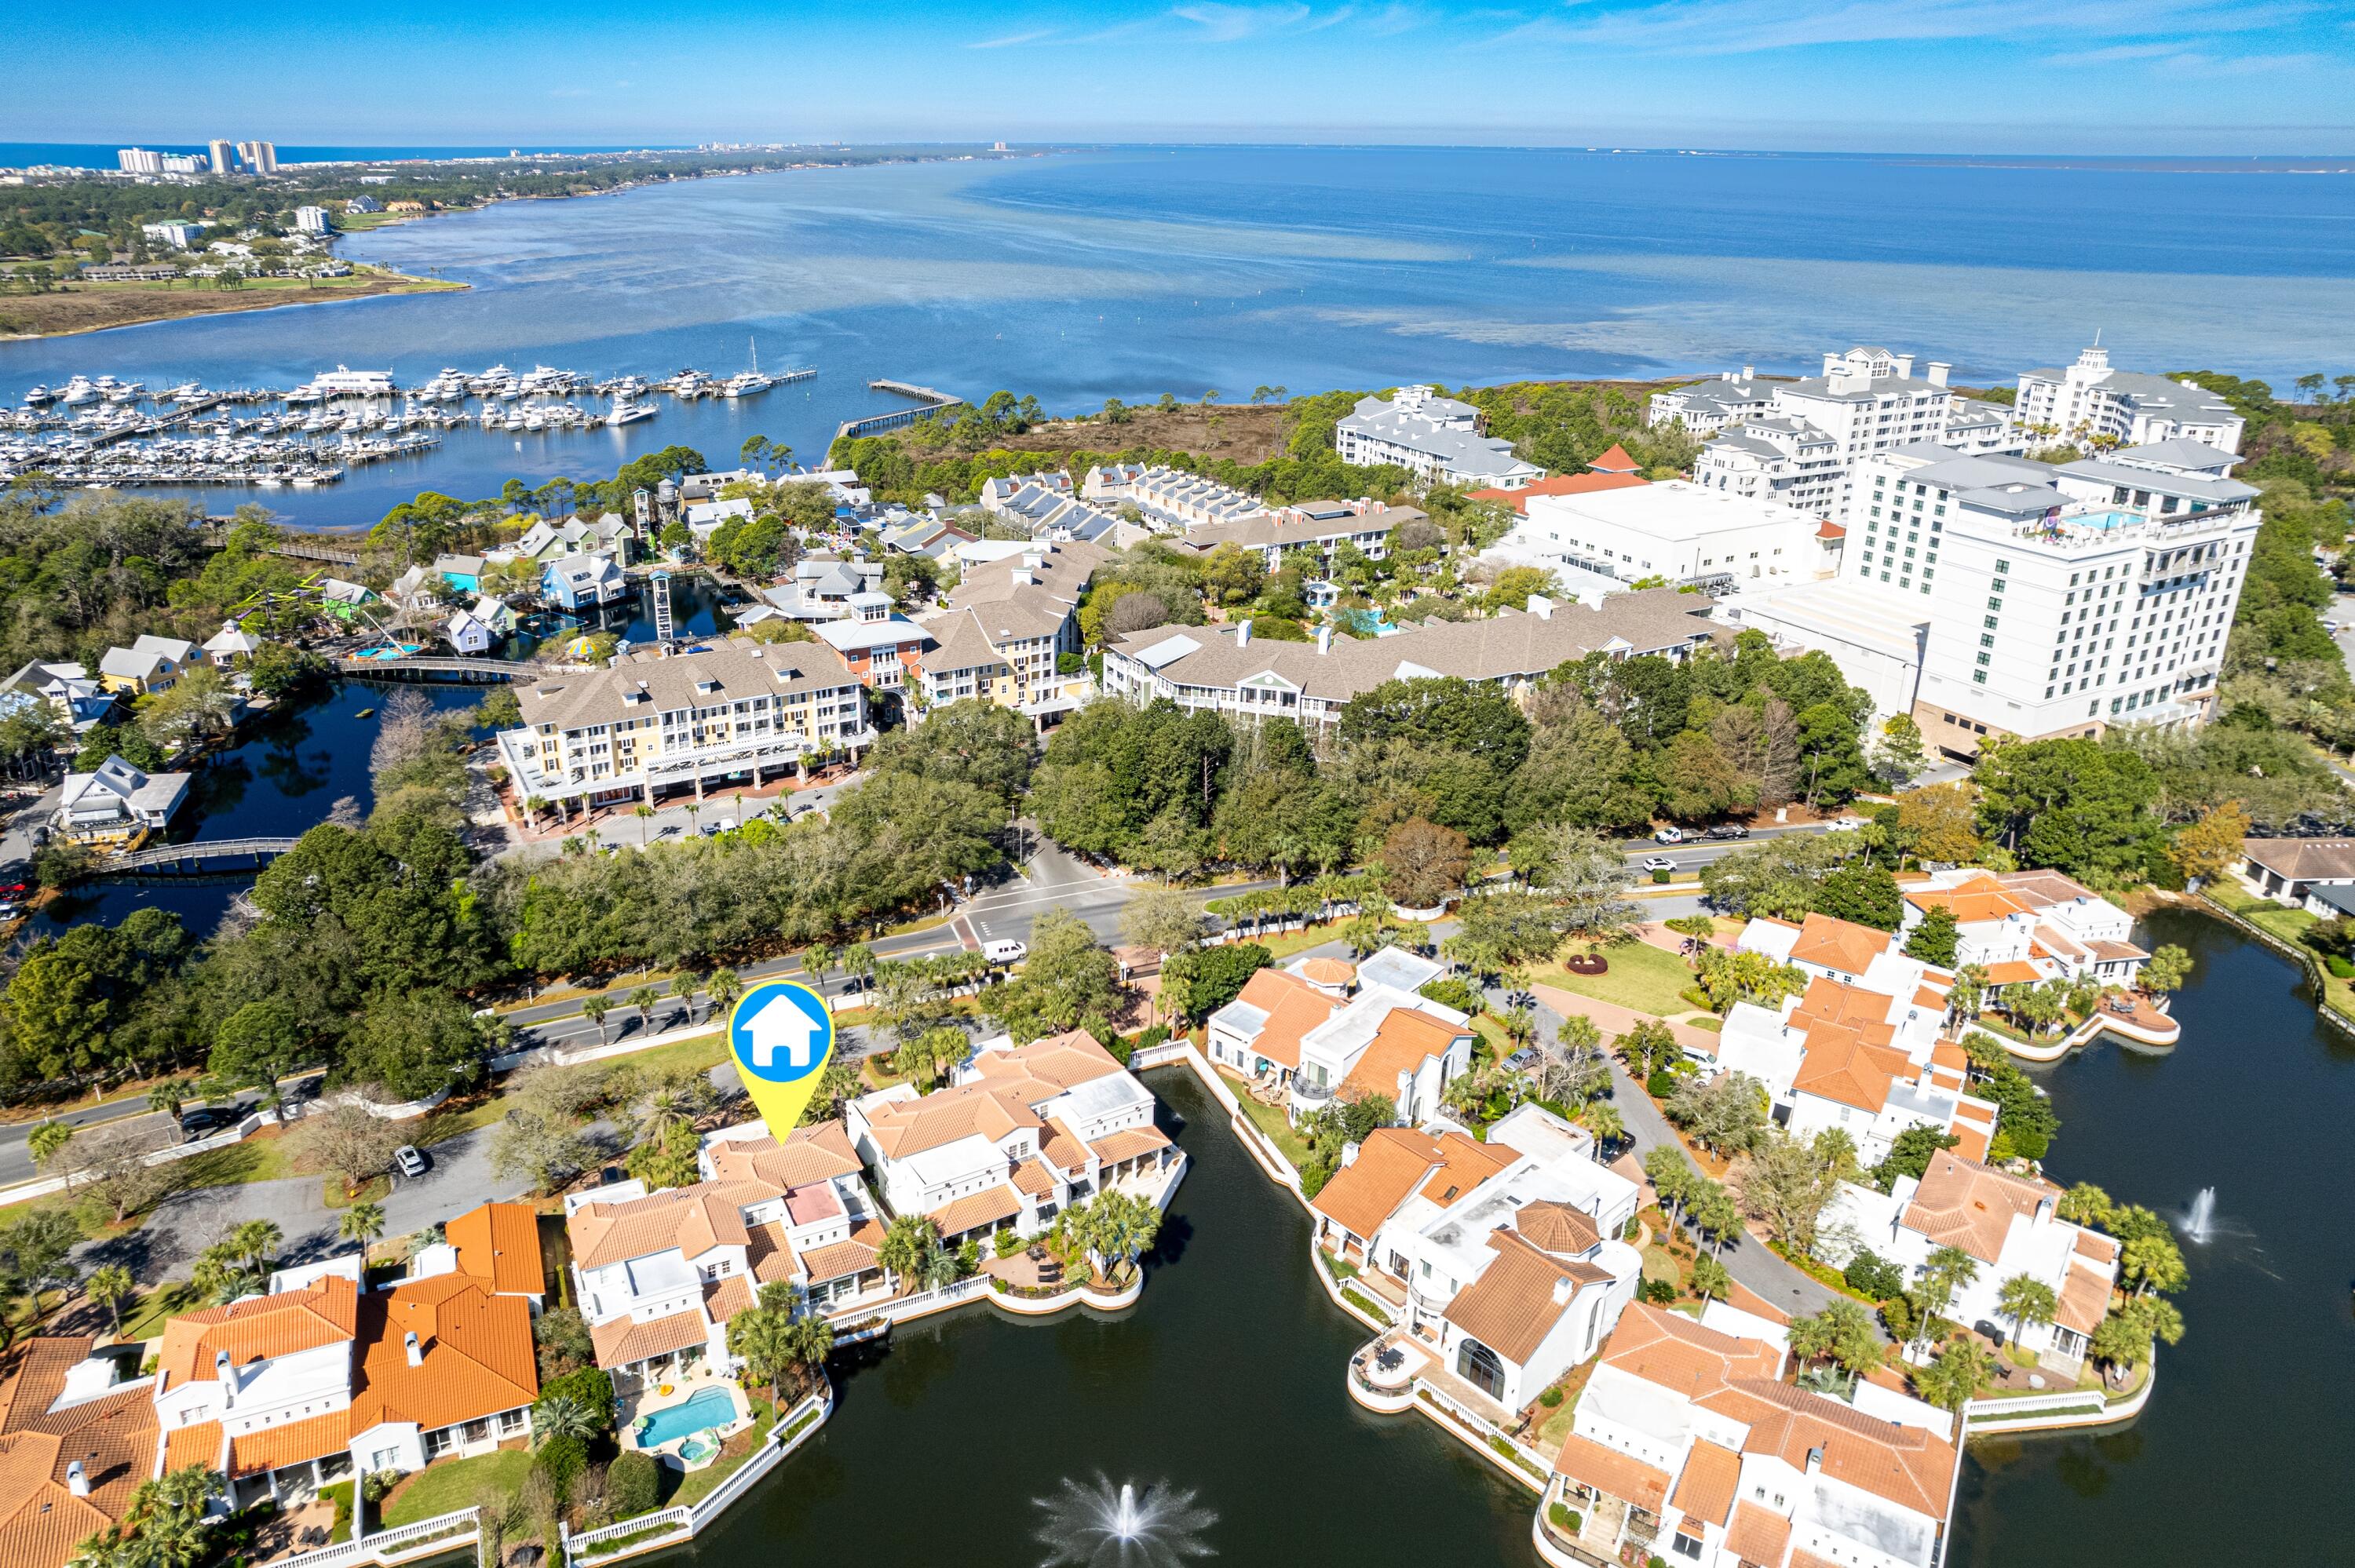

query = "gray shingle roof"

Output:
[[523, 639, 856, 732]]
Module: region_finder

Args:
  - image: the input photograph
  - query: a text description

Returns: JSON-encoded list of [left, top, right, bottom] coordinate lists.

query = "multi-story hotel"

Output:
[[1334, 386, 1543, 490], [2012, 343, 2244, 454], [493, 637, 873, 818]]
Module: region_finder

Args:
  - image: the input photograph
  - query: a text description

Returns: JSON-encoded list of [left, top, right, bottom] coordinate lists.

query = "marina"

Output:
[[0, 356, 812, 487]]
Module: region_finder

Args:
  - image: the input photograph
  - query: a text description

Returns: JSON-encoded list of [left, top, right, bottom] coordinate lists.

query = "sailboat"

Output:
[[722, 337, 775, 398]]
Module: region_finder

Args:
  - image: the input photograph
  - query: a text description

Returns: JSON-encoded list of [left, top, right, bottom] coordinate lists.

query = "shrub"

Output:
[[361, 1469, 400, 1504], [1136, 1023, 1170, 1052], [1843, 1248, 1906, 1302], [605, 1451, 661, 1519], [1418, 976, 1485, 1016], [1539, 1385, 1565, 1408], [1646, 1070, 1678, 1099], [2328, 956, 2354, 979], [1641, 1278, 1678, 1305], [537, 1366, 618, 1436], [995, 1228, 1028, 1259], [1549, 1503, 1583, 1534], [536, 1432, 587, 1492]]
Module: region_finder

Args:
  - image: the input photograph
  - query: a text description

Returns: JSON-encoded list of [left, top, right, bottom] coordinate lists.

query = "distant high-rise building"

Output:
[[116, 148, 163, 175], [207, 138, 235, 174], [237, 140, 278, 174], [159, 152, 205, 174]]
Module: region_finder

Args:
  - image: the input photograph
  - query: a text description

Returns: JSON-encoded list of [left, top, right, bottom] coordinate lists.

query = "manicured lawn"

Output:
[[117, 1280, 204, 1341], [1226, 1079, 1313, 1170], [1219, 924, 1353, 965], [1532, 940, 1696, 1019], [379, 1446, 532, 1526]]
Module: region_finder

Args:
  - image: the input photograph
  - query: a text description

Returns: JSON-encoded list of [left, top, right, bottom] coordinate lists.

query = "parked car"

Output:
[[1825, 816, 1868, 833], [1652, 825, 1686, 844], [393, 1144, 429, 1179], [1641, 855, 1678, 873], [178, 1106, 236, 1139], [1707, 823, 1750, 840], [983, 939, 1028, 965]]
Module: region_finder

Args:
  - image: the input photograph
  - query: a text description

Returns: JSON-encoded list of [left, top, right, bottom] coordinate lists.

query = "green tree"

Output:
[[85, 1262, 135, 1333], [1912, 1337, 1992, 1413], [1903, 905, 1960, 966], [985, 909, 1121, 1043], [338, 1201, 387, 1257], [1973, 737, 2162, 880], [2141, 944, 2191, 1003], [1813, 862, 1904, 931], [1995, 1273, 2059, 1346]]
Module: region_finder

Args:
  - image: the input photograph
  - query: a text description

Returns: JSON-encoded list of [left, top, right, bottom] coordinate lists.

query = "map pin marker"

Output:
[[727, 980, 836, 1136]]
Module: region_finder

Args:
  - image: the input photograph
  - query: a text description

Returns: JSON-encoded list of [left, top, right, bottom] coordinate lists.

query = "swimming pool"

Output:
[[636, 1386, 736, 1447]]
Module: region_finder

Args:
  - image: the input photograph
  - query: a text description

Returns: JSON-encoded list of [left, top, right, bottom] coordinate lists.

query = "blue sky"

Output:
[[12, 0, 2352, 152]]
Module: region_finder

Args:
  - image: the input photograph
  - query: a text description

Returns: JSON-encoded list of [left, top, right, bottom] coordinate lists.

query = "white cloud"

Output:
[[1171, 2, 1314, 42], [969, 27, 1061, 48]]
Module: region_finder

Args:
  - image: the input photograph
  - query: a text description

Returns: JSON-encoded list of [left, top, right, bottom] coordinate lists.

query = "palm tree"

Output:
[[1583, 1103, 1624, 1161], [2089, 1311, 2151, 1389], [1689, 1253, 1730, 1306], [1692, 1186, 1743, 1257], [1913, 1244, 1980, 1352], [1092, 1191, 1162, 1282], [877, 1214, 939, 1293], [86, 1263, 135, 1333], [145, 1079, 188, 1118], [1912, 1339, 1993, 1413], [801, 944, 837, 990], [523, 796, 547, 831], [531, 1391, 599, 1445], [670, 971, 703, 1026], [781, 1314, 836, 1394], [726, 1304, 798, 1402], [27, 1120, 72, 1176], [628, 985, 659, 1034], [839, 943, 875, 995], [633, 804, 655, 837], [707, 967, 743, 1020], [1995, 1273, 2058, 1350], [582, 994, 612, 1045], [230, 1219, 282, 1275], [340, 1201, 387, 1260]]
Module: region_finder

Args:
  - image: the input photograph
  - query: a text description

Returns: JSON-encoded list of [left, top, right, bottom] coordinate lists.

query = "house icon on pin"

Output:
[[741, 992, 823, 1071]]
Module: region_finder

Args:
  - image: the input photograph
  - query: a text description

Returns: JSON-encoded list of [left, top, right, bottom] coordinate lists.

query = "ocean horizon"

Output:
[[5, 144, 2350, 527]]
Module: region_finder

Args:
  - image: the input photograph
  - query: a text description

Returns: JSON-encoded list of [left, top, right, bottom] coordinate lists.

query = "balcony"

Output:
[[1290, 1075, 1336, 1107]]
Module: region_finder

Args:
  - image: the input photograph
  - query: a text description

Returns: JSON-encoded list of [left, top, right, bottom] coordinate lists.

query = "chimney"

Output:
[[1821, 352, 1840, 376], [1741, 364, 1754, 381], [1893, 353, 1914, 381], [1806, 1446, 1824, 1475], [1927, 361, 1950, 388], [404, 1331, 422, 1368], [1236, 618, 1251, 647], [1339, 1140, 1360, 1168], [214, 1350, 235, 1408], [67, 1460, 89, 1498], [1316, 625, 1332, 655], [1011, 570, 1033, 586], [1526, 594, 1553, 621], [1552, 1274, 1575, 1305]]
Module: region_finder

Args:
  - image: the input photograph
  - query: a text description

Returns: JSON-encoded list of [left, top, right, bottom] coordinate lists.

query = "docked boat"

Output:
[[606, 397, 657, 426]]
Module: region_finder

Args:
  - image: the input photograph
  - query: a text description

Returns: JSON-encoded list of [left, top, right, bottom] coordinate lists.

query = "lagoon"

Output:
[[696, 910, 2349, 1566]]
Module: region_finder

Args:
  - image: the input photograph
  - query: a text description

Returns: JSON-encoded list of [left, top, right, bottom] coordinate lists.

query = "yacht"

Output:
[[23, 385, 52, 405], [722, 337, 775, 398], [605, 396, 657, 426], [58, 377, 99, 406]]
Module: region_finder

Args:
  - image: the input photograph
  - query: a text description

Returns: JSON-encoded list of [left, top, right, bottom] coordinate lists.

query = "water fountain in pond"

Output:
[[1033, 1475, 1216, 1566], [2185, 1187, 2217, 1244]]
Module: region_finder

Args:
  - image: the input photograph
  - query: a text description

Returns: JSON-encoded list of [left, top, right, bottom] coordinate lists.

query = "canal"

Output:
[[692, 906, 2350, 1565]]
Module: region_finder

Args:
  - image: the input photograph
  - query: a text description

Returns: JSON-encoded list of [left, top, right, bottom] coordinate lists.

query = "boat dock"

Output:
[[833, 380, 966, 444]]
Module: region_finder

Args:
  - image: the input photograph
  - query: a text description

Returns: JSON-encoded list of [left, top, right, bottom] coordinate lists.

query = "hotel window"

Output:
[[1973, 670, 1988, 684]]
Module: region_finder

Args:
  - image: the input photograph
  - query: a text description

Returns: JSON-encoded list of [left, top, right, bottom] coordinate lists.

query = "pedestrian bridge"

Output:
[[338, 655, 592, 684], [100, 837, 301, 875]]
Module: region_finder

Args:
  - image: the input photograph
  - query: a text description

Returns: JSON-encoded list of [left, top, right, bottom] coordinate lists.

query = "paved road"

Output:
[[0, 1085, 296, 1190]]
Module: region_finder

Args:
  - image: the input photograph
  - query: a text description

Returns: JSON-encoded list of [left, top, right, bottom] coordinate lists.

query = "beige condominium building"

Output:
[[494, 637, 874, 818], [917, 540, 1103, 727], [1103, 586, 1722, 731]]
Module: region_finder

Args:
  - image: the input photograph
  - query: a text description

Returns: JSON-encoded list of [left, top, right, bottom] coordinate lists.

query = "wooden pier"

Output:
[[832, 380, 966, 446]]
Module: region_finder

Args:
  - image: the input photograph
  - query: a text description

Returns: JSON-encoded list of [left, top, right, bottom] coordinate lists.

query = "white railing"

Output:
[[1413, 1378, 1551, 1486], [566, 1388, 831, 1567], [271, 1506, 482, 1568]]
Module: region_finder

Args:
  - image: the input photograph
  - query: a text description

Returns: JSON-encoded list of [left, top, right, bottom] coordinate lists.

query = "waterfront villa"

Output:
[[51, 755, 191, 842], [2236, 836, 2355, 916], [1736, 910, 1949, 1002], [444, 607, 497, 656], [1817, 1150, 2120, 1371], [1320, 1104, 1644, 1415], [202, 620, 265, 666], [0, 1335, 159, 1568], [145, 1202, 542, 1511], [845, 1030, 1174, 1248], [491, 636, 874, 818], [541, 553, 630, 612], [1708, 974, 1997, 1165], [761, 557, 885, 623], [1177, 497, 1415, 572], [1540, 1304, 1959, 1568], [566, 1119, 893, 1379], [499, 512, 633, 567], [1207, 949, 1474, 1125], [1980, 869, 2150, 988], [95, 634, 209, 697]]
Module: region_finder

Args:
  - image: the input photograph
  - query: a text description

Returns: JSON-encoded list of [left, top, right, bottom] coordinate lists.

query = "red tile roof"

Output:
[[444, 1202, 546, 1297]]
